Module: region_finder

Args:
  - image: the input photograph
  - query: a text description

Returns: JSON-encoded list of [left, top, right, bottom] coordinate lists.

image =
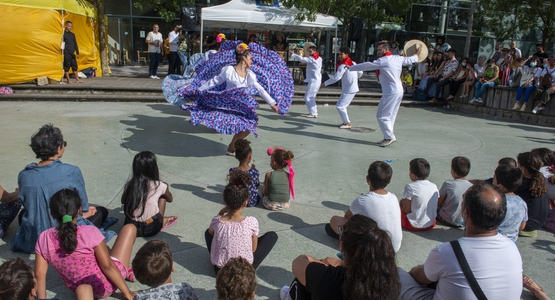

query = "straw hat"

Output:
[[404, 40, 428, 62]]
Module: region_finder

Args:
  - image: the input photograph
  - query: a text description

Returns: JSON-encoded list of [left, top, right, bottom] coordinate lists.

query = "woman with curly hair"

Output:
[[516, 152, 550, 237], [281, 214, 400, 300]]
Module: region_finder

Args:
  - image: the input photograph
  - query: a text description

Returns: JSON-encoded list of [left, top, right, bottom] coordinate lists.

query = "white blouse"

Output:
[[199, 65, 276, 106]]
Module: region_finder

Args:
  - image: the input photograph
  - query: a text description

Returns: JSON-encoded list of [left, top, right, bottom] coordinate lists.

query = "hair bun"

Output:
[[236, 43, 249, 54]]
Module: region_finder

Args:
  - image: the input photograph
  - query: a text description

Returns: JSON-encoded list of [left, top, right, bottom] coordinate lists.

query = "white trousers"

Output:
[[336, 92, 356, 124], [376, 92, 403, 140], [305, 80, 320, 115]]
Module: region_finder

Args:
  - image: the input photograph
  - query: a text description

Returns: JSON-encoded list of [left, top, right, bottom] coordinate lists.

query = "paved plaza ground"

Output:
[[0, 101, 553, 299]]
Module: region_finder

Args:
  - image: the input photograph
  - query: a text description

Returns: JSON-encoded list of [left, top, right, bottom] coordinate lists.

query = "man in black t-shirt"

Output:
[[534, 44, 550, 64], [63, 21, 83, 84], [205, 29, 219, 51]]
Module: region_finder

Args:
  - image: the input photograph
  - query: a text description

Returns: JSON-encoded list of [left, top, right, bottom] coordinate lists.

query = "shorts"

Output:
[[401, 210, 436, 231], [125, 212, 163, 237], [64, 53, 78, 72], [262, 196, 290, 211]]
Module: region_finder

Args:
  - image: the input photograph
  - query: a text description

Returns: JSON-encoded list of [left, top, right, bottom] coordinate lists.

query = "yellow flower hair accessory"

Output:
[[236, 43, 249, 54], [216, 33, 226, 43]]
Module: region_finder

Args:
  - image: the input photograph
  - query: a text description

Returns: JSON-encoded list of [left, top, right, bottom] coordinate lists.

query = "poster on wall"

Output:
[[255, 0, 279, 7], [248, 30, 270, 49]]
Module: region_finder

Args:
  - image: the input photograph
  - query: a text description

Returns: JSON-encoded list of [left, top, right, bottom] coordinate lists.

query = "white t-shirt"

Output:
[[403, 180, 439, 228], [168, 30, 180, 52], [349, 191, 402, 252], [424, 234, 522, 300], [146, 31, 163, 53], [349, 54, 418, 95]]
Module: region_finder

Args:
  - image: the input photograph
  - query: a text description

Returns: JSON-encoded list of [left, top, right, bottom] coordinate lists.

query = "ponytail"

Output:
[[518, 152, 547, 198], [531, 172, 547, 198], [49, 189, 82, 254]]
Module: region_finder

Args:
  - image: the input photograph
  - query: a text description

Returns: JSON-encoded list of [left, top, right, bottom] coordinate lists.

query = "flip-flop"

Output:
[[162, 216, 179, 231]]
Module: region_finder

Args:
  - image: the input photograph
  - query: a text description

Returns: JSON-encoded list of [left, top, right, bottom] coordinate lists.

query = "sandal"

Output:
[[523, 274, 544, 293], [162, 216, 179, 230]]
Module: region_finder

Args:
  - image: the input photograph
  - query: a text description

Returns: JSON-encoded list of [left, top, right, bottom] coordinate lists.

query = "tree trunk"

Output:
[[96, 0, 109, 76]]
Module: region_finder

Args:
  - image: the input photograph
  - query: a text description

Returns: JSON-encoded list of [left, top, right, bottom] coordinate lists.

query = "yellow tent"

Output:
[[0, 0, 102, 84]]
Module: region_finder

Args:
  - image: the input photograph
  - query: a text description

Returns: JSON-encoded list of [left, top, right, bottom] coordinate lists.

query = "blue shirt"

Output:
[[11, 160, 90, 253], [497, 194, 528, 242]]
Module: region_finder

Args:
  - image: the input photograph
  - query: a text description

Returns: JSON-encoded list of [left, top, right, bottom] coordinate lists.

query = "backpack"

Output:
[[540, 68, 555, 89]]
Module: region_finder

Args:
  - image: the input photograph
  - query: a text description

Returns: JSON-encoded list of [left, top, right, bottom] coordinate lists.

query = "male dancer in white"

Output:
[[349, 42, 420, 147], [290, 46, 322, 118], [322, 46, 363, 129]]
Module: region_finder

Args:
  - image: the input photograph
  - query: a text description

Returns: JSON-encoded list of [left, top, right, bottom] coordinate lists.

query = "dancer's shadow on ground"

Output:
[[407, 226, 464, 243], [120, 114, 227, 158], [531, 237, 555, 256], [267, 212, 335, 248], [171, 183, 224, 205], [321, 200, 349, 212], [257, 265, 293, 288]]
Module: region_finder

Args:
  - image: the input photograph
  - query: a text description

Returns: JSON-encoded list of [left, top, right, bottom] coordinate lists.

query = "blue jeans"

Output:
[[474, 81, 497, 98], [149, 52, 161, 76], [178, 51, 188, 73], [515, 85, 536, 103]]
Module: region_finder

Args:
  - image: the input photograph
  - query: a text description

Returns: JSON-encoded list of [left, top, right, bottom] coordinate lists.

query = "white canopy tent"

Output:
[[199, 0, 338, 54]]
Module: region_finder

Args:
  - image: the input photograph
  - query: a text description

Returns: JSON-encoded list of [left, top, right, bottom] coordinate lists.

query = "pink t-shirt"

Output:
[[132, 181, 167, 222], [209, 215, 259, 268], [35, 226, 127, 298]]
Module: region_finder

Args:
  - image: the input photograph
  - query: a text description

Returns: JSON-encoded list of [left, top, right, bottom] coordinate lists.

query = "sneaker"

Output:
[[149, 75, 155, 79], [280, 286, 291, 300], [512, 103, 520, 110], [428, 98, 438, 103], [154, 76, 161, 79], [537, 105, 545, 112], [375, 139, 387, 145], [379, 138, 397, 147], [305, 114, 318, 118], [475, 97, 483, 104], [532, 106, 540, 114], [468, 98, 476, 104], [520, 103, 527, 112], [339, 124, 352, 129]]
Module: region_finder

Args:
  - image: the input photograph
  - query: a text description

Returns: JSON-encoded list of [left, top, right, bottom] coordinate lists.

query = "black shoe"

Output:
[[325, 223, 339, 239]]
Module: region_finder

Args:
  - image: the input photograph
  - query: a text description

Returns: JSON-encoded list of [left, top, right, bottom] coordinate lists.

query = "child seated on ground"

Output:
[[132, 239, 198, 299], [436, 156, 473, 227], [263, 147, 295, 211], [470, 157, 517, 184], [531, 148, 555, 233], [122, 151, 178, 237], [0, 184, 20, 238], [230, 139, 260, 207], [0, 258, 59, 300], [494, 165, 528, 242], [216, 257, 257, 300], [400, 158, 439, 231], [326, 161, 402, 252], [35, 189, 136, 300], [205, 170, 278, 272]]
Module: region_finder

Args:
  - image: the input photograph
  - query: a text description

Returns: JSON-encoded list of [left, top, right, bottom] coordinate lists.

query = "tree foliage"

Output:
[[134, 0, 193, 22], [477, 0, 555, 45]]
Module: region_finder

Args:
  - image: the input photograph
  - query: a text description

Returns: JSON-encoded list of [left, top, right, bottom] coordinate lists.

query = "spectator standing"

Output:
[[531, 55, 555, 114], [426, 49, 459, 103], [167, 25, 182, 75], [398, 182, 522, 300], [434, 36, 451, 53], [63, 21, 83, 84], [391, 41, 401, 55], [510, 41, 522, 57], [205, 29, 220, 51], [534, 44, 550, 64], [492, 42, 504, 62], [178, 30, 189, 74], [273, 33, 289, 52], [146, 24, 163, 79]]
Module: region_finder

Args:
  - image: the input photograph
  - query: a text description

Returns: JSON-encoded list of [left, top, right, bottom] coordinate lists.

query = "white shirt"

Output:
[[513, 47, 522, 57], [168, 30, 180, 52], [146, 31, 163, 53], [403, 180, 439, 228], [349, 191, 402, 252], [324, 63, 362, 94], [349, 54, 418, 95], [199, 65, 276, 106], [424, 234, 522, 300], [474, 63, 485, 77], [291, 54, 322, 83]]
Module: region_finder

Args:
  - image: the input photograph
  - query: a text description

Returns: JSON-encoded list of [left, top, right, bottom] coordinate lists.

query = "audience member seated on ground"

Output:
[[469, 59, 499, 105], [398, 182, 522, 300], [122, 151, 177, 238], [470, 157, 517, 185], [474, 55, 486, 78], [531, 148, 555, 234], [400, 158, 439, 231], [531, 55, 555, 114], [216, 257, 256, 300], [0, 184, 20, 238], [436, 156, 472, 227], [513, 57, 542, 111], [263, 147, 295, 211], [461, 61, 477, 99], [230, 139, 260, 207], [434, 35, 451, 53], [282, 215, 400, 300], [426, 49, 458, 103], [326, 161, 402, 252], [0, 258, 39, 300], [401, 66, 413, 93], [205, 171, 278, 272], [446, 57, 469, 100], [523, 274, 551, 300], [414, 57, 429, 86], [35, 189, 137, 300], [132, 239, 198, 299], [12, 124, 108, 253], [494, 165, 527, 242], [510, 58, 525, 87], [515, 152, 550, 237]]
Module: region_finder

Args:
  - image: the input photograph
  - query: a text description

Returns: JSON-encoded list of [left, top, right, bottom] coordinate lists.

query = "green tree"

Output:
[[477, 0, 555, 45], [280, 0, 414, 45], [134, 0, 193, 22]]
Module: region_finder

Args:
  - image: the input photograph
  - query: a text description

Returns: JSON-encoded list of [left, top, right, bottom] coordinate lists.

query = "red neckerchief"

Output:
[[311, 52, 319, 60], [376, 51, 392, 76], [336, 56, 354, 71]]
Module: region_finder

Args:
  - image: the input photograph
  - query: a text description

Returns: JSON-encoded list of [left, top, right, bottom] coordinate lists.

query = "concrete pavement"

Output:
[[0, 101, 553, 299]]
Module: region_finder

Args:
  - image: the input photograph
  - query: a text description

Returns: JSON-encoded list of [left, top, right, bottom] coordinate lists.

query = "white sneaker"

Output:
[[280, 286, 291, 300], [149, 75, 155, 79], [375, 139, 387, 145], [537, 105, 545, 112], [305, 114, 318, 118], [379, 138, 397, 147], [468, 98, 476, 104], [475, 97, 483, 103], [154, 76, 161, 79], [339, 124, 352, 129]]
